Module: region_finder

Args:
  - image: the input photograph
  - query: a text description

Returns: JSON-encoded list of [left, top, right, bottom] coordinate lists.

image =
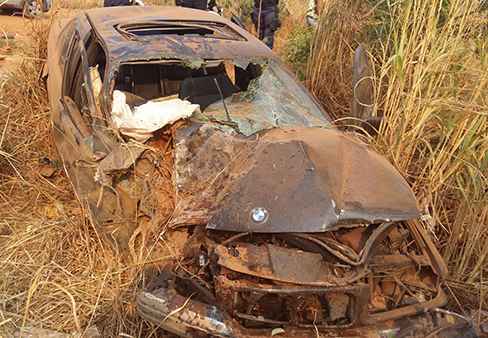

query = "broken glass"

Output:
[[201, 60, 331, 136]]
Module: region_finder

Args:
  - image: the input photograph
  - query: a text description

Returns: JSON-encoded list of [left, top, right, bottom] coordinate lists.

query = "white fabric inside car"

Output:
[[111, 90, 199, 141]]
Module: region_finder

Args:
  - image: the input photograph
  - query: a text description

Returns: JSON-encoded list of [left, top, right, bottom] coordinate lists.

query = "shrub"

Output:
[[283, 24, 314, 80]]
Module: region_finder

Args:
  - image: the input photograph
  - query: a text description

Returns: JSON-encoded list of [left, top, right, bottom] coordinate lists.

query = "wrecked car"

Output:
[[46, 6, 477, 337], [1, 0, 52, 18]]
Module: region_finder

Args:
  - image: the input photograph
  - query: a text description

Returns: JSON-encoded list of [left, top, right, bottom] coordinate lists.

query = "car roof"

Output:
[[84, 6, 274, 65]]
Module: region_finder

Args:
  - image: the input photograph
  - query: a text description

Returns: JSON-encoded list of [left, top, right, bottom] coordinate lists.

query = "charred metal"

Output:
[[46, 6, 477, 338]]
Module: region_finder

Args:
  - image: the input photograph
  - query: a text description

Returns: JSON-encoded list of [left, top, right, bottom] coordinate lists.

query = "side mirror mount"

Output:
[[352, 45, 374, 120]]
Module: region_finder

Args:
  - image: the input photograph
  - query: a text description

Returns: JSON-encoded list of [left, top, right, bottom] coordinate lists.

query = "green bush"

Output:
[[283, 25, 314, 80]]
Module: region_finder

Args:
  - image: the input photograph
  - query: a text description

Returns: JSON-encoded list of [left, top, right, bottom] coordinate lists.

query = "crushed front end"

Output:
[[136, 126, 477, 337], [137, 222, 477, 337]]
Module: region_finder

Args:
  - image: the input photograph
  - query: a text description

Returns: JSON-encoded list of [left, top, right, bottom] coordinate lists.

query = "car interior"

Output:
[[113, 61, 262, 110]]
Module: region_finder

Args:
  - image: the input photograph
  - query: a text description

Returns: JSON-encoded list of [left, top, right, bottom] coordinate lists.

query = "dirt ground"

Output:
[[0, 14, 29, 80], [0, 14, 27, 33]]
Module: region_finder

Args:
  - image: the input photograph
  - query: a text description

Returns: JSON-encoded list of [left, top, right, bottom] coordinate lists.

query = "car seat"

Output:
[[179, 73, 238, 109]]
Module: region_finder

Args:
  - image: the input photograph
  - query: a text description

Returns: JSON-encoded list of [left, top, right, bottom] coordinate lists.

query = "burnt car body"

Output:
[[46, 6, 477, 337]]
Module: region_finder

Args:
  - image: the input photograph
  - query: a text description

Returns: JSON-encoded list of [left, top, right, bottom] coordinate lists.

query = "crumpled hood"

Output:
[[173, 125, 419, 232]]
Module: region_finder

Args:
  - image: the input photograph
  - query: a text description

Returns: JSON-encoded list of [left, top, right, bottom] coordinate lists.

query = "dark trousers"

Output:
[[104, 0, 131, 6], [252, 7, 279, 49], [175, 0, 208, 10]]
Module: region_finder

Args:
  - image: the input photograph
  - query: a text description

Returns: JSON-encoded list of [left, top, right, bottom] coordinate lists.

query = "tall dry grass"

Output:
[[0, 2, 257, 336], [308, 0, 488, 315], [0, 17, 177, 338], [372, 0, 488, 311]]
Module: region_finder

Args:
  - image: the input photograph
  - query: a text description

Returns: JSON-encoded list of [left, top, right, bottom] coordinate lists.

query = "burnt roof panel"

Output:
[[85, 6, 274, 64]]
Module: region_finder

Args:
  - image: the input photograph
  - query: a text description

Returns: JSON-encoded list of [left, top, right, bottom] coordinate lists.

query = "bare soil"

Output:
[[0, 14, 27, 33], [0, 14, 29, 79]]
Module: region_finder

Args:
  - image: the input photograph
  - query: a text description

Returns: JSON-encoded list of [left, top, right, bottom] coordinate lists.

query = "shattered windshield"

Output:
[[110, 59, 330, 139], [200, 60, 331, 136]]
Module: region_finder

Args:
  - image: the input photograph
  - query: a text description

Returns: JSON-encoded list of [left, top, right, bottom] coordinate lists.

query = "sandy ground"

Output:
[[0, 14, 28, 80], [0, 13, 28, 33]]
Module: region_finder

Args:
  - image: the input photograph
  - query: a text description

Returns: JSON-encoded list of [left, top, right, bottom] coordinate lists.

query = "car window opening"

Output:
[[110, 60, 330, 138], [114, 61, 253, 107], [64, 35, 107, 131]]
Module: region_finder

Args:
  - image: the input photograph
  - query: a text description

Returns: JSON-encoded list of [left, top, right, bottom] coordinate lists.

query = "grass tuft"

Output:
[[0, 16, 174, 337], [306, 0, 488, 319]]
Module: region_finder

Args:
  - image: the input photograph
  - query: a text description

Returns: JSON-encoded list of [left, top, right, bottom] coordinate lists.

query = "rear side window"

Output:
[[62, 33, 82, 100], [63, 31, 106, 113]]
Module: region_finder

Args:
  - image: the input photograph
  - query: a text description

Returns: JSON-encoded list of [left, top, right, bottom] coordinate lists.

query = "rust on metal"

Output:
[[46, 6, 475, 337], [207, 128, 420, 232], [215, 243, 364, 286], [173, 125, 419, 232], [137, 288, 234, 337], [85, 6, 273, 66]]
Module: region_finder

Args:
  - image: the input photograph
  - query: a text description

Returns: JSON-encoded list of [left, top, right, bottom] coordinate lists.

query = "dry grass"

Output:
[[0, 17, 178, 338], [373, 0, 488, 313], [306, 0, 367, 119], [1, 0, 487, 336], [307, 0, 488, 318], [0, 2, 254, 336]]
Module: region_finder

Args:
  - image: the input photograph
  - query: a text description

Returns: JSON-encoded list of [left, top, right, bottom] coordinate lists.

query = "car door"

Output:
[[47, 17, 103, 201], [48, 16, 134, 247]]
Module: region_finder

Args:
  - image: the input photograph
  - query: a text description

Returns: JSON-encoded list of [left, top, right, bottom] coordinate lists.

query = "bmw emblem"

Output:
[[250, 207, 269, 224]]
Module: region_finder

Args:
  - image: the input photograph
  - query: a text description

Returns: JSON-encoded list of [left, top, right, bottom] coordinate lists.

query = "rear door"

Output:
[[47, 16, 100, 201]]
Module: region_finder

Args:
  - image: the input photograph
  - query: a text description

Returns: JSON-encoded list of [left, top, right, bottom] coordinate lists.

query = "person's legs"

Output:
[[259, 9, 278, 49], [103, 0, 131, 7], [262, 31, 274, 49], [174, 0, 208, 10], [252, 0, 279, 49]]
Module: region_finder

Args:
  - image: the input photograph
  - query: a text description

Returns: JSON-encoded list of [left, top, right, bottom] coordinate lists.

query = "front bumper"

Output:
[[137, 286, 476, 338], [136, 222, 478, 337]]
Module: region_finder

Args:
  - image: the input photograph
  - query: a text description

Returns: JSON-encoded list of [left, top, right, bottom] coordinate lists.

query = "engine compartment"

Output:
[[142, 220, 449, 336]]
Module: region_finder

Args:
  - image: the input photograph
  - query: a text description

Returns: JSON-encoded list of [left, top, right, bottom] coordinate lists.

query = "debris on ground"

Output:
[[135, 221, 479, 337], [14, 326, 100, 338]]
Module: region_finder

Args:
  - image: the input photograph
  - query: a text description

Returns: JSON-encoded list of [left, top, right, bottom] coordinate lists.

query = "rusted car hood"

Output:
[[174, 125, 419, 232]]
